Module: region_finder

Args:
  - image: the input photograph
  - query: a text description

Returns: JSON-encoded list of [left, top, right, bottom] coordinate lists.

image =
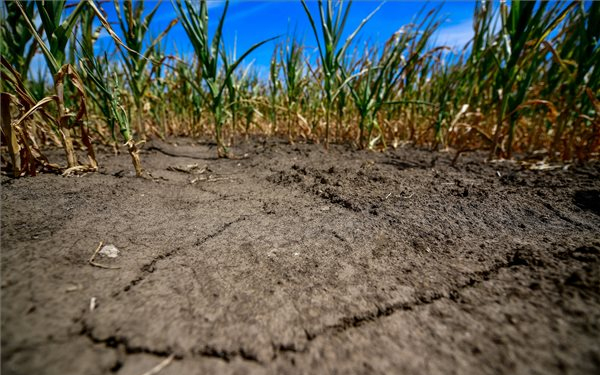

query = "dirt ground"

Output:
[[2, 138, 599, 375]]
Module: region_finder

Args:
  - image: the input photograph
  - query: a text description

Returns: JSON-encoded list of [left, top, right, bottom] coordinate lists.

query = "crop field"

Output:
[[1, 1, 599, 374]]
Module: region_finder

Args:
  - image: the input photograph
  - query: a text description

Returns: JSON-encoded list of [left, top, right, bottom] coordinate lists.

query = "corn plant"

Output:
[[347, 8, 441, 149], [165, 54, 204, 136], [77, 4, 114, 144], [5, 0, 149, 174], [147, 47, 170, 138], [429, 53, 466, 150], [80, 50, 143, 176], [173, 0, 275, 157], [546, 1, 600, 160], [224, 39, 248, 140], [268, 47, 280, 135], [302, 59, 326, 140], [14, 0, 97, 172], [2, 0, 599, 173], [0, 1, 38, 79], [114, 0, 177, 139], [280, 34, 306, 143], [463, 0, 496, 111], [300, 0, 381, 149], [489, 0, 573, 158], [1, 57, 59, 176], [239, 67, 262, 139]]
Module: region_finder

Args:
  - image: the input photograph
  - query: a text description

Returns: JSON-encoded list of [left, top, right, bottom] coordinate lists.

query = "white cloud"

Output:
[[156, 0, 226, 22], [435, 19, 474, 51], [207, 0, 227, 9], [226, 2, 271, 23]]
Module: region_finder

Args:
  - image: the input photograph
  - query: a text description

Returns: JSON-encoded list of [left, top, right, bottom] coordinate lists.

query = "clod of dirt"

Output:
[[574, 189, 600, 215], [509, 247, 545, 268], [570, 245, 600, 263]]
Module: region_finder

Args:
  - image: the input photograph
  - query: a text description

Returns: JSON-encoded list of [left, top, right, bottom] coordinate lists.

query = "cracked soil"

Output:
[[2, 138, 599, 374]]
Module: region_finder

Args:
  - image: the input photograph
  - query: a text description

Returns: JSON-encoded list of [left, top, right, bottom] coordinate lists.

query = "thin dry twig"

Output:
[[89, 241, 121, 269], [62, 165, 95, 177], [146, 171, 169, 182], [139, 354, 176, 375], [207, 176, 235, 182], [166, 163, 207, 174], [65, 284, 82, 293], [190, 175, 236, 184]]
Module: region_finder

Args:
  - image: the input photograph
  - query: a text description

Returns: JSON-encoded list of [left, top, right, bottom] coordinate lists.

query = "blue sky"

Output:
[[31, 1, 478, 78], [101, 1, 476, 65]]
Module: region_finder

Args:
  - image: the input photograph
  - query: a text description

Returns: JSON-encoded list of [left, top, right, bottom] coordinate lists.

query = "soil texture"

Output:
[[2, 138, 599, 375]]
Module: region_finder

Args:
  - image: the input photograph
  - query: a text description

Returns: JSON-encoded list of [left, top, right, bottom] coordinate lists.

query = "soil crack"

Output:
[[80, 245, 582, 368], [194, 216, 248, 247], [116, 216, 250, 296], [304, 257, 514, 342], [81, 322, 177, 358], [81, 322, 267, 365], [192, 346, 261, 363]]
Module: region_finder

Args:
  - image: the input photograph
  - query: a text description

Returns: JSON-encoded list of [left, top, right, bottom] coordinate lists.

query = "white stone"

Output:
[[99, 244, 120, 258]]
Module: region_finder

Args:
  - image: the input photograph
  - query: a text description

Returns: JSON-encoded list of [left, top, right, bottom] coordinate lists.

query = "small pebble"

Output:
[[99, 244, 119, 258]]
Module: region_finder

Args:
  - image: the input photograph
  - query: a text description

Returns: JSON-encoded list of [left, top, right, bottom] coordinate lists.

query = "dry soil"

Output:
[[1, 138, 599, 375]]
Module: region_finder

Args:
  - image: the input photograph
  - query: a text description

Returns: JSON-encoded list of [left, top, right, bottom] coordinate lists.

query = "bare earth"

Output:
[[2, 138, 599, 375]]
